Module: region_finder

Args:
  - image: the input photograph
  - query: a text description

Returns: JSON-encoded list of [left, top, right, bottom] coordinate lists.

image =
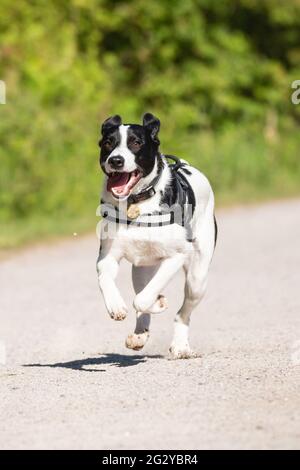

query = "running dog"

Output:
[[97, 113, 217, 358]]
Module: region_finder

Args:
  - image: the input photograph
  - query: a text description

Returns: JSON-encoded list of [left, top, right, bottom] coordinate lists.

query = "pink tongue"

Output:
[[107, 172, 129, 192]]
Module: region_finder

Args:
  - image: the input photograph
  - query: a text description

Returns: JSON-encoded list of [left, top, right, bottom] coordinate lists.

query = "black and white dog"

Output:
[[97, 113, 217, 358]]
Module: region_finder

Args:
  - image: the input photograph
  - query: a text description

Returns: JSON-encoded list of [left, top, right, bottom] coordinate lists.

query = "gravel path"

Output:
[[0, 199, 299, 449]]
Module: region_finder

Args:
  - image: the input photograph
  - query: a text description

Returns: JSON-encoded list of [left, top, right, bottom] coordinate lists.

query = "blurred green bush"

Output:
[[0, 0, 300, 247]]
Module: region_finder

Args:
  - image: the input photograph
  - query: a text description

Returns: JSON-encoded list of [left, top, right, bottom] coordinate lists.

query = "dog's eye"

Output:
[[133, 140, 142, 146], [103, 140, 112, 148]]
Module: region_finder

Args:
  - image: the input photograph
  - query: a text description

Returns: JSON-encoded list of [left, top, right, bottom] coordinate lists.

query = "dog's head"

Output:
[[99, 113, 160, 199]]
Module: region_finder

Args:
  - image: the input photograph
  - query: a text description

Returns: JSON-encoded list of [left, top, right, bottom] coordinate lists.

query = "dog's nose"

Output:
[[108, 156, 125, 169]]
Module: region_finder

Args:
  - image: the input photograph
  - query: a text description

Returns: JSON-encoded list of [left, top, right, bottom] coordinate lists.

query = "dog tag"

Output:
[[127, 204, 140, 219]]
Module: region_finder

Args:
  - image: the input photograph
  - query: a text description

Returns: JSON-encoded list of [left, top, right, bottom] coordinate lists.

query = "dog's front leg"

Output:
[[97, 253, 127, 321], [133, 253, 185, 313], [126, 265, 167, 351]]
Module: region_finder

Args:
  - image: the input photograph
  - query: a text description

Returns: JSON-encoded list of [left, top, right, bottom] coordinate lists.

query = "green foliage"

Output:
[[0, 0, 300, 247]]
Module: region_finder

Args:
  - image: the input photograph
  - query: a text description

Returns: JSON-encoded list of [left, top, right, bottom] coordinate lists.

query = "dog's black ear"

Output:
[[101, 115, 122, 135], [142, 113, 160, 144]]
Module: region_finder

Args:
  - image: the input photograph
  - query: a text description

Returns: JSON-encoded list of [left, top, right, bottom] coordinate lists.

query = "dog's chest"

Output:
[[116, 224, 187, 266]]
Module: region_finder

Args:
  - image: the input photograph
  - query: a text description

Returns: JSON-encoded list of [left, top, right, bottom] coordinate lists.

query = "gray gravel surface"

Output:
[[0, 199, 300, 449]]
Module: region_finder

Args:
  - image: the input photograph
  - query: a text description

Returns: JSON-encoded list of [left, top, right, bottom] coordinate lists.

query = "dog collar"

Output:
[[126, 158, 163, 206]]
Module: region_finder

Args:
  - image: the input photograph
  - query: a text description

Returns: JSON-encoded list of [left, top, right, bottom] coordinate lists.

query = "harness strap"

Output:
[[164, 155, 195, 240], [101, 204, 174, 227]]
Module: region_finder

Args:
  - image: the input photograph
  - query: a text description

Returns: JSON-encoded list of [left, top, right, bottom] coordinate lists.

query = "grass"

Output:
[[0, 213, 96, 252], [1, 106, 300, 253]]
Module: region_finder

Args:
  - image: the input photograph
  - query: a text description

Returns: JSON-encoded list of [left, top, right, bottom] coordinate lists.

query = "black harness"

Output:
[[164, 155, 196, 241], [101, 155, 196, 242]]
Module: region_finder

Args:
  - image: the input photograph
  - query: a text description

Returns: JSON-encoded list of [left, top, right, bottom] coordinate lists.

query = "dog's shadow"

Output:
[[23, 353, 163, 373]]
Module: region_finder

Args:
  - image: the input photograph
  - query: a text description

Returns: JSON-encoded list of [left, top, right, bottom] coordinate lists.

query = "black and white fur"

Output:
[[97, 113, 216, 358]]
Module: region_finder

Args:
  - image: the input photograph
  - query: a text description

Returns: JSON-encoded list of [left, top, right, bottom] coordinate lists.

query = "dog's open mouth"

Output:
[[107, 170, 142, 198]]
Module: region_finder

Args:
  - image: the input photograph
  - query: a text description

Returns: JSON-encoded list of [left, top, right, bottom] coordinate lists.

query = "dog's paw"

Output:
[[110, 309, 127, 321], [168, 344, 198, 360], [148, 295, 168, 314], [105, 295, 128, 321], [125, 331, 149, 351]]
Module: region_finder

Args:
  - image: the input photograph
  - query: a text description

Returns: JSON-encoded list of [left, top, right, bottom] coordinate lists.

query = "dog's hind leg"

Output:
[[169, 214, 215, 359], [169, 251, 209, 359], [125, 265, 166, 350]]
